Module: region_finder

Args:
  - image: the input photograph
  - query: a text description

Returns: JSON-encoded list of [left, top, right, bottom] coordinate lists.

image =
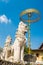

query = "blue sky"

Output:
[[0, 0, 43, 49]]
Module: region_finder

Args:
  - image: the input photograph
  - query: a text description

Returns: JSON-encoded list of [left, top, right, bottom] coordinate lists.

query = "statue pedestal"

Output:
[[0, 59, 24, 65]]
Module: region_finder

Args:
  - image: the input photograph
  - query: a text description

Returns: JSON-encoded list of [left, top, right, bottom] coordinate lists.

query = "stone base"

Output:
[[0, 59, 25, 65], [0, 59, 36, 65]]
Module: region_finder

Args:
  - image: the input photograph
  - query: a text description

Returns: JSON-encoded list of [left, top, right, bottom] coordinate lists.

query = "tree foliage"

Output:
[[24, 45, 29, 54]]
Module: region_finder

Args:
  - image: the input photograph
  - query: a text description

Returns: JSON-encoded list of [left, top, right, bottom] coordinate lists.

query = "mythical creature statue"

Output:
[[0, 36, 12, 60], [0, 21, 27, 63], [13, 21, 27, 63]]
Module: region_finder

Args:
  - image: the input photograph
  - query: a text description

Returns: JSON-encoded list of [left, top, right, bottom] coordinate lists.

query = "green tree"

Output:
[[24, 45, 28, 54]]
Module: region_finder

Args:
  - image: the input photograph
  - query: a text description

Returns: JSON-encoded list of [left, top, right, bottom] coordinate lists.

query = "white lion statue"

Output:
[[0, 36, 12, 60], [13, 21, 27, 63], [0, 21, 27, 63]]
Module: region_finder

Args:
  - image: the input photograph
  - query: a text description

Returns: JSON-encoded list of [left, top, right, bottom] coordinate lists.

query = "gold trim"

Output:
[[20, 9, 40, 22]]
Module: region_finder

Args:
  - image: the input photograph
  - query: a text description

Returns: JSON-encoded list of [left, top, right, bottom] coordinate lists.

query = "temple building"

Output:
[[32, 43, 43, 61]]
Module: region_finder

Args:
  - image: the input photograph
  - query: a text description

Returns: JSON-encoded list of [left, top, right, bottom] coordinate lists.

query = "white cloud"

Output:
[[0, 15, 11, 24]]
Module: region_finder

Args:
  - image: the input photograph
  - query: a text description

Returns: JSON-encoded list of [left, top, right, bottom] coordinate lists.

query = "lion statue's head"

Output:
[[18, 21, 27, 34], [5, 36, 12, 46]]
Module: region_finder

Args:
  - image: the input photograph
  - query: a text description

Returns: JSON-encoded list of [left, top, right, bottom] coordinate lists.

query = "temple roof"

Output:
[[39, 43, 43, 50], [32, 43, 43, 51]]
